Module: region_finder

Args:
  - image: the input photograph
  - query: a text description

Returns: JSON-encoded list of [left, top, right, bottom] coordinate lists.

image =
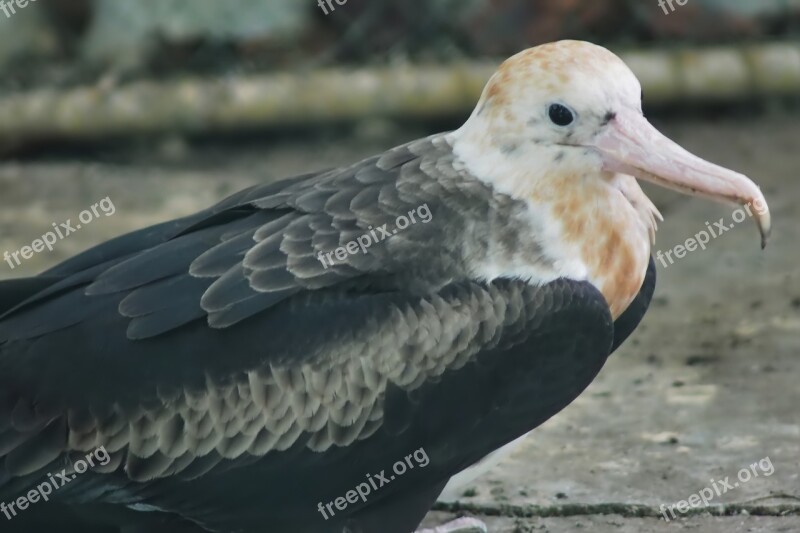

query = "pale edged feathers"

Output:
[[0, 131, 655, 533]]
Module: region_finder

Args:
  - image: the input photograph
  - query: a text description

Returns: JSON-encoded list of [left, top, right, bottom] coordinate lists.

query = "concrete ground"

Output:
[[0, 114, 798, 532]]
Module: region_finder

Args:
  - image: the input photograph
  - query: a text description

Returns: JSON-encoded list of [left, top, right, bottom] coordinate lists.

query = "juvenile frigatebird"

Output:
[[0, 41, 769, 533]]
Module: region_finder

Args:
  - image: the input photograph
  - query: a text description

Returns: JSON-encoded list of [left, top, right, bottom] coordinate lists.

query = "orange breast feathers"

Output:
[[547, 175, 657, 319]]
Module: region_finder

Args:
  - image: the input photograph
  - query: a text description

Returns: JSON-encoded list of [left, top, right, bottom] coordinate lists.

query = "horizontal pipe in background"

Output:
[[0, 42, 798, 142]]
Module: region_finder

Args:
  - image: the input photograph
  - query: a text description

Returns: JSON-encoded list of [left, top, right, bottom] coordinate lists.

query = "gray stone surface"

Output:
[[422, 512, 800, 532]]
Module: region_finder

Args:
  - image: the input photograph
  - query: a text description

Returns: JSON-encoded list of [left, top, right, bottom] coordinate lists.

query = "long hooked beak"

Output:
[[592, 109, 771, 249]]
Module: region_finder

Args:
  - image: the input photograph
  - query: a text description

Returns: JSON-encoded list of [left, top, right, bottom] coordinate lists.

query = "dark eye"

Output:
[[548, 104, 574, 126]]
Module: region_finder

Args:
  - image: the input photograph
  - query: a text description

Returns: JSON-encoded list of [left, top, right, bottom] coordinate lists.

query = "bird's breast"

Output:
[[465, 189, 649, 320], [546, 185, 651, 319]]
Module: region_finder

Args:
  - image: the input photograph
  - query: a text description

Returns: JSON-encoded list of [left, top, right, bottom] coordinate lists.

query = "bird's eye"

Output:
[[548, 104, 574, 126]]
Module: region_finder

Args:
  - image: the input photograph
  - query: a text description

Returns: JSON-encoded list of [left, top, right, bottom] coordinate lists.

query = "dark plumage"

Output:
[[0, 132, 654, 533], [1, 39, 768, 533]]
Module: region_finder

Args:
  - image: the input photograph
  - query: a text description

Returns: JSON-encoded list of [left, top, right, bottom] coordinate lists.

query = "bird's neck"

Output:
[[448, 128, 654, 319]]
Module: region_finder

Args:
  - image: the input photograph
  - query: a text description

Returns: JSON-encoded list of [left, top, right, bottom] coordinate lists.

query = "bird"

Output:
[[0, 40, 769, 533]]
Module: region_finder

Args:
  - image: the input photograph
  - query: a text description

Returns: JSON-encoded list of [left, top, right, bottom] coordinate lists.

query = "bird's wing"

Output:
[[0, 277, 614, 533], [0, 133, 479, 342], [611, 255, 656, 353], [0, 133, 636, 533]]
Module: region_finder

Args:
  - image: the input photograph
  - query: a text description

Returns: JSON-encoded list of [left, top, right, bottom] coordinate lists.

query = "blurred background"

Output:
[[0, 1, 798, 532], [1, 0, 799, 269]]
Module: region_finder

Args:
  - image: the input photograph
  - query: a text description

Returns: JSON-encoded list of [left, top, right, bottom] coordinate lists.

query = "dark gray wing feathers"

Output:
[[0, 132, 651, 533]]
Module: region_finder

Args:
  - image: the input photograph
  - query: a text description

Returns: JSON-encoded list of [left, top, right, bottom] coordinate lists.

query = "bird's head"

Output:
[[454, 40, 771, 248]]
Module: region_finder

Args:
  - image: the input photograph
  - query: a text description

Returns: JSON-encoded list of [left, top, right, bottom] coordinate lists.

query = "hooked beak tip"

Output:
[[759, 213, 771, 250], [594, 110, 772, 251]]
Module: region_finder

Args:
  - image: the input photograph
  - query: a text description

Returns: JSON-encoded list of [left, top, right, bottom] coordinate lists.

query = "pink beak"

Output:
[[592, 109, 771, 249]]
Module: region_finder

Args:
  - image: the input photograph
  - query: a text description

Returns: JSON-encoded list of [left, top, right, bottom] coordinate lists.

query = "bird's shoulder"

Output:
[[0, 133, 497, 341]]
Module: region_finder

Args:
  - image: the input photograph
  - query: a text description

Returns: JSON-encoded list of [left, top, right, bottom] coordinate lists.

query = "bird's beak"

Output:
[[592, 109, 771, 248]]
